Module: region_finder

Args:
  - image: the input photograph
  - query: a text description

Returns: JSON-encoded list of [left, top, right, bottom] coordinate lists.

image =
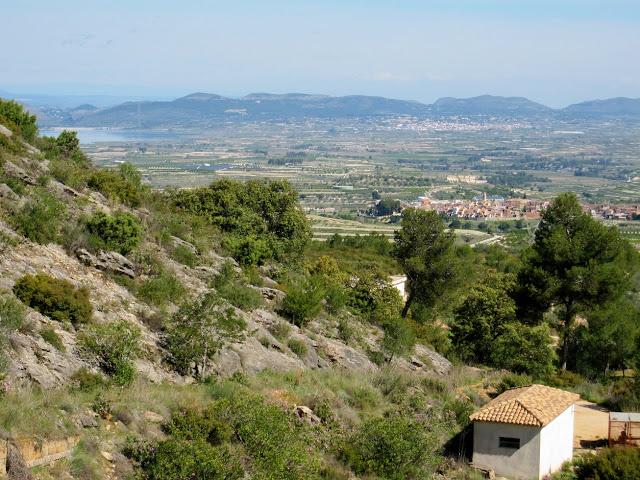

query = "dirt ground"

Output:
[[573, 400, 609, 450]]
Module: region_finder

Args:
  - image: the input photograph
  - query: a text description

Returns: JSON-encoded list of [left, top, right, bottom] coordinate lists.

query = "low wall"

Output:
[[0, 435, 81, 474]]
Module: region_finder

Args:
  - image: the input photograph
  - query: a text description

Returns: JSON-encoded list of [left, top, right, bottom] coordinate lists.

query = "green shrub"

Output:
[[88, 170, 141, 207], [337, 316, 357, 343], [173, 178, 311, 264], [272, 321, 292, 341], [165, 293, 246, 378], [13, 274, 92, 325], [137, 272, 186, 307], [0, 99, 38, 140], [213, 261, 263, 311], [209, 394, 322, 479], [169, 244, 199, 267], [324, 283, 350, 315], [220, 284, 263, 311], [575, 447, 640, 480], [70, 367, 104, 391], [0, 294, 30, 333], [287, 338, 308, 357], [543, 369, 583, 389], [341, 410, 439, 480], [136, 437, 243, 480], [79, 319, 141, 385], [496, 372, 533, 394], [40, 325, 65, 352], [86, 210, 141, 255], [11, 190, 66, 244], [40, 132, 93, 189], [279, 278, 324, 327], [0, 174, 25, 195]]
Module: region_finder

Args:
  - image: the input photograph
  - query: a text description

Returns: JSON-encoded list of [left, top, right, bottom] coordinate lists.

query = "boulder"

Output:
[[170, 236, 199, 255], [415, 344, 452, 376], [0, 182, 19, 201], [294, 405, 322, 425], [2, 160, 37, 185], [318, 338, 377, 373], [78, 416, 99, 428], [235, 337, 305, 374], [76, 249, 135, 278], [0, 124, 12, 137], [258, 287, 285, 301]]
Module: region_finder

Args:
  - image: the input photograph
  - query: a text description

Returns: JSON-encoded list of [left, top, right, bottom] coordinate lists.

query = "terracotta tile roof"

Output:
[[470, 384, 580, 427]]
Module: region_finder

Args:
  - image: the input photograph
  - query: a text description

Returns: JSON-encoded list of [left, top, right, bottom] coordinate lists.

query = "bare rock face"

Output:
[[210, 349, 244, 377], [257, 287, 285, 302], [234, 337, 306, 374], [415, 344, 452, 376], [49, 179, 81, 198], [0, 183, 19, 201], [170, 236, 198, 255], [0, 124, 12, 137], [89, 191, 109, 206], [317, 338, 377, 373], [2, 160, 37, 186], [294, 406, 322, 425], [76, 249, 135, 278], [8, 332, 88, 389]]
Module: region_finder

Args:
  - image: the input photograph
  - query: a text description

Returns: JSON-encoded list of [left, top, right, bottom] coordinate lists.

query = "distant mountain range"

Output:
[[2, 90, 639, 128]]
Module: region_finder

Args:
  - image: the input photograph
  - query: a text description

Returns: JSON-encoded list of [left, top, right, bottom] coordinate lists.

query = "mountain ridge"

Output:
[[5, 90, 640, 128]]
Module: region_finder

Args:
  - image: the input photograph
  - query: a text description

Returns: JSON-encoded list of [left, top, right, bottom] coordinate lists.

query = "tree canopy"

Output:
[[450, 271, 555, 377], [0, 99, 38, 141], [173, 179, 312, 264], [393, 208, 458, 317], [516, 192, 640, 369]]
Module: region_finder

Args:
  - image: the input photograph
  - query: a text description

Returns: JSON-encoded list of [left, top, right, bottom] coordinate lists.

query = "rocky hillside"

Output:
[[0, 109, 450, 393]]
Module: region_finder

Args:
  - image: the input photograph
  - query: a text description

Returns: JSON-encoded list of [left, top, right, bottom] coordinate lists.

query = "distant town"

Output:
[[401, 193, 640, 222]]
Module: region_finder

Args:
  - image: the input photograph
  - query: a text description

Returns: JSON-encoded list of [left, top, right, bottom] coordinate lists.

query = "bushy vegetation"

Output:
[[573, 447, 640, 480], [13, 273, 92, 325], [342, 408, 440, 479], [165, 292, 246, 377], [10, 188, 66, 244], [79, 319, 141, 385], [212, 261, 264, 311], [88, 169, 141, 207], [0, 99, 38, 141], [40, 325, 65, 351], [173, 178, 312, 264], [0, 294, 29, 370], [86, 210, 141, 254], [4, 100, 640, 479]]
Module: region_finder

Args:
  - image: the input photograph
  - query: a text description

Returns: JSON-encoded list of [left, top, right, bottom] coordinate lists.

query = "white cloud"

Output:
[[369, 72, 413, 82]]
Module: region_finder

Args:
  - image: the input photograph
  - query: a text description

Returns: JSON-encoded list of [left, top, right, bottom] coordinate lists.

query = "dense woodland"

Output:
[[2, 99, 640, 479]]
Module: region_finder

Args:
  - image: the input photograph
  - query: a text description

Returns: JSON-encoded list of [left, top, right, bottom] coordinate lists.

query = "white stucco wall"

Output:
[[538, 405, 575, 478], [473, 422, 541, 479], [473, 405, 575, 480]]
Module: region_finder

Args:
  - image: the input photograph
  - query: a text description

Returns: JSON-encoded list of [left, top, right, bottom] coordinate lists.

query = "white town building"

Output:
[[470, 384, 579, 480]]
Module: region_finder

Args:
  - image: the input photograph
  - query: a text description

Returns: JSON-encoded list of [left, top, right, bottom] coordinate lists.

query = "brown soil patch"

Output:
[[573, 400, 609, 450]]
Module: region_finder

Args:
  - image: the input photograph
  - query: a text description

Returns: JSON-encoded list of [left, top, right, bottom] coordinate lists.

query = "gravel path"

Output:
[[574, 400, 609, 450]]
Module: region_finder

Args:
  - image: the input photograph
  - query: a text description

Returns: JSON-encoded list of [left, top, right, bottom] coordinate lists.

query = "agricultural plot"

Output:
[[78, 116, 640, 217]]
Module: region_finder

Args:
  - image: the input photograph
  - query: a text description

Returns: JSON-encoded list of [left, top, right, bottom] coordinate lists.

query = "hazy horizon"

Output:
[[2, 0, 639, 109]]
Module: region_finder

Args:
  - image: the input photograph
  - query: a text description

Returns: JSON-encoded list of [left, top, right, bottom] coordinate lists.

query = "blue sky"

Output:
[[1, 0, 639, 107]]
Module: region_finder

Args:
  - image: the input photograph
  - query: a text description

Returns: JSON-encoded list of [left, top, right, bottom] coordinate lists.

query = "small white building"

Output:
[[470, 384, 579, 480]]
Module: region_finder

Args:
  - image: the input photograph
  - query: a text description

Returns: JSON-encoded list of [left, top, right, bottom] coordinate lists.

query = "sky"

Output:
[[1, 0, 639, 108]]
